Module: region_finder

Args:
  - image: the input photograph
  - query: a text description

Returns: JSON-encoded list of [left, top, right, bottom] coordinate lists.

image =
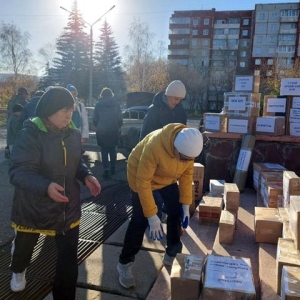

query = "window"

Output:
[[279, 34, 296, 41], [201, 50, 208, 56], [240, 62, 246, 67], [269, 36, 276, 43], [243, 19, 249, 25], [255, 47, 262, 55], [204, 18, 209, 25], [170, 17, 191, 24], [270, 24, 277, 31], [214, 29, 225, 35], [268, 48, 275, 54], [255, 59, 261, 65], [241, 51, 246, 57], [228, 18, 240, 24], [213, 40, 224, 47], [242, 40, 248, 47], [202, 39, 209, 46], [257, 36, 263, 43], [229, 29, 239, 35], [193, 19, 199, 26], [192, 39, 198, 46], [258, 12, 266, 20], [170, 28, 190, 34], [271, 12, 278, 19], [281, 9, 298, 17], [278, 45, 295, 53], [257, 24, 265, 32], [267, 59, 274, 65], [242, 30, 248, 37], [203, 29, 209, 35], [254, 70, 260, 75], [192, 29, 198, 35]]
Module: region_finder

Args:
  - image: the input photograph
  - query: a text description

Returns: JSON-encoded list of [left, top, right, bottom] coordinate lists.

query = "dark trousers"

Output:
[[10, 226, 79, 300], [119, 183, 182, 264], [101, 146, 116, 170]]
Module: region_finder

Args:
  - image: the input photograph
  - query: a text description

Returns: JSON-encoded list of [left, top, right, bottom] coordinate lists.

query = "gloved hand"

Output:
[[147, 215, 164, 240], [181, 204, 190, 229]]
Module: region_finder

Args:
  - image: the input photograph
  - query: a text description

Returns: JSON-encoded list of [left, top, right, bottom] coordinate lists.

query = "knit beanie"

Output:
[[66, 84, 78, 94], [36, 87, 75, 118], [174, 128, 203, 158], [165, 80, 186, 98]]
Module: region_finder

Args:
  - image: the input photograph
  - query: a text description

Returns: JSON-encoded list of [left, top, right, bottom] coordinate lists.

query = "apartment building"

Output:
[[168, 2, 300, 111]]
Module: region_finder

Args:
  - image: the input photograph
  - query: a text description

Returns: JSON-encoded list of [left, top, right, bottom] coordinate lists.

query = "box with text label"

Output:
[[263, 95, 287, 117], [255, 116, 285, 136], [227, 116, 255, 134], [198, 196, 223, 225], [233, 75, 260, 93], [203, 113, 227, 132], [193, 163, 204, 201]]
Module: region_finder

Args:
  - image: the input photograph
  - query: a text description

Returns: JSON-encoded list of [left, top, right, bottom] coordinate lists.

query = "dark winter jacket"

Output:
[[7, 95, 28, 117], [93, 96, 123, 148], [6, 114, 22, 146], [139, 91, 187, 140], [9, 117, 93, 235], [19, 96, 41, 126]]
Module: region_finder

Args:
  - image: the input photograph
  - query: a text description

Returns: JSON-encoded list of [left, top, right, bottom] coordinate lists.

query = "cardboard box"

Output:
[[201, 255, 256, 299], [223, 92, 260, 117], [171, 253, 205, 300], [263, 182, 283, 208], [219, 210, 235, 245], [190, 182, 196, 214], [203, 113, 227, 132], [198, 196, 223, 225], [289, 196, 300, 251], [263, 95, 287, 117], [227, 116, 256, 134], [292, 97, 300, 109], [209, 179, 225, 197], [281, 266, 300, 299], [278, 207, 289, 223], [255, 116, 285, 136], [193, 163, 204, 201], [276, 238, 300, 294], [288, 122, 300, 136], [253, 162, 286, 191], [280, 78, 300, 96], [255, 207, 282, 244], [260, 171, 284, 198], [283, 171, 300, 204], [224, 183, 240, 211], [233, 75, 260, 93], [283, 221, 293, 239]]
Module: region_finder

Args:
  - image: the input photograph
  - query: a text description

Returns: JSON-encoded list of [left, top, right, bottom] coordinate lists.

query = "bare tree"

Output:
[[0, 22, 33, 80]]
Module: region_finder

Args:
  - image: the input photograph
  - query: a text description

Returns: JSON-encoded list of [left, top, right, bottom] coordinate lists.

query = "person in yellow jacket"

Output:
[[117, 123, 203, 289]]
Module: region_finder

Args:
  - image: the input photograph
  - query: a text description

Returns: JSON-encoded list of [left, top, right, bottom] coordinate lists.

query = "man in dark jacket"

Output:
[[139, 80, 187, 140], [7, 87, 30, 118]]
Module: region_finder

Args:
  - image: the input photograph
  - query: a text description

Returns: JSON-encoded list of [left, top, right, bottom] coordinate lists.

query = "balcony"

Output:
[[279, 28, 297, 34], [214, 23, 240, 29], [168, 54, 189, 59], [278, 40, 296, 46], [280, 16, 298, 22], [168, 44, 189, 50]]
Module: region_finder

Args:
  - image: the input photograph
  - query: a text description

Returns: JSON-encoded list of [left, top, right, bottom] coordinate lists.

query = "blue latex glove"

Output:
[[181, 204, 190, 229], [147, 215, 164, 240]]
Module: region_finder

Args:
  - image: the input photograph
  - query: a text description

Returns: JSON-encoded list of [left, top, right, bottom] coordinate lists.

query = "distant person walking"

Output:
[[93, 87, 123, 179], [139, 80, 187, 140], [19, 90, 44, 125], [117, 123, 203, 289], [7, 87, 30, 118], [66, 84, 89, 143], [8, 87, 101, 298], [6, 104, 23, 152]]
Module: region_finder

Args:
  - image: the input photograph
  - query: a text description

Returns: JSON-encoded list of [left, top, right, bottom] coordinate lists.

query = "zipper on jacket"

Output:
[[61, 137, 67, 235]]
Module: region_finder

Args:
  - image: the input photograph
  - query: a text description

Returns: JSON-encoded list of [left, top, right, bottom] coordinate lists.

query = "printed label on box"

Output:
[[267, 98, 286, 113], [293, 97, 300, 108], [280, 78, 300, 95], [256, 118, 275, 133], [289, 109, 300, 122], [228, 119, 248, 133], [228, 97, 246, 111], [235, 76, 253, 91], [290, 123, 300, 136], [205, 116, 220, 130], [236, 149, 252, 171]]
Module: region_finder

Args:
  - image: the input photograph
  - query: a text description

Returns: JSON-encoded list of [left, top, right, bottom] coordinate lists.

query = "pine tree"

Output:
[[94, 20, 125, 99], [53, 1, 90, 99]]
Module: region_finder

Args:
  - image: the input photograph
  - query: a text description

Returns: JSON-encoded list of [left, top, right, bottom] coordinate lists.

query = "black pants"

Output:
[[119, 183, 182, 264], [11, 226, 79, 300]]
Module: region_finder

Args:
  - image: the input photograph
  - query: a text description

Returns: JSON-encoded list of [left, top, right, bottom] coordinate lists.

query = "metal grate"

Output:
[[0, 182, 132, 299]]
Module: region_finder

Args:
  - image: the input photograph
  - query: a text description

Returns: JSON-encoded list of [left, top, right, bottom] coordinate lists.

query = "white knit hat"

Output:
[[174, 128, 203, 158], [165, 80, 186, 98]]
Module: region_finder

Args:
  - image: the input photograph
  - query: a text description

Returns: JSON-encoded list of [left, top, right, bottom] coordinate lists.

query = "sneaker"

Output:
[[11, 271, 26, 292], [163, 253, 175, 266], [117, 262, 135, 288]]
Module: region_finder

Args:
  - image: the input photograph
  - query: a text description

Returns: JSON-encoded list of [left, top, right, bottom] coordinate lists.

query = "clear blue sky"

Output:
[[0, 0, 297, 68]]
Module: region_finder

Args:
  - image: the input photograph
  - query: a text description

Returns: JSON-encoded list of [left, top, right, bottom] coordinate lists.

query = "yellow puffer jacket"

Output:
[[127, 123, 194, 218]]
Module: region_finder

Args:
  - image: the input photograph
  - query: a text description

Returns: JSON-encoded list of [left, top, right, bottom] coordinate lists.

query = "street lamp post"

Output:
[[60, 5, 115, 106]]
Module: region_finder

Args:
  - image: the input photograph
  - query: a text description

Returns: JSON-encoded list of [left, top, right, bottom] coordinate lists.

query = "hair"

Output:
[[100, 87, 114, 98]]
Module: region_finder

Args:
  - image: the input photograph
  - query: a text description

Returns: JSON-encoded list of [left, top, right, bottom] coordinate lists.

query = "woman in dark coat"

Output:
[[93, 87, 123, 179], [9, 87, 101, 298]]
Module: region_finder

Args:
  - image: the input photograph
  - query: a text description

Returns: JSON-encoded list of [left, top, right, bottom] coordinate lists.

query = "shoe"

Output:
[[163, 253, 175, 266], [102, 170, 110, 179], [117, 262, 135, 288], [11, 271, 26, 292], [110, 167, 115, 175]]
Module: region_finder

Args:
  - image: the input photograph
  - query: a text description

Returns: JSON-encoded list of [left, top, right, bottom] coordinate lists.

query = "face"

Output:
[[167, 96, 183, 109], [174, 148, 195, 162], [48, 105, 74, 129]]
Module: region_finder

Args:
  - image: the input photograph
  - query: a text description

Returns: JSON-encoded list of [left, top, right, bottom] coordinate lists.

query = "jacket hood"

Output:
[[23, 117, 76, 132], [97, 96, 117, 108], [152, 92, 169, 109], [159, 123, 188, 157]]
